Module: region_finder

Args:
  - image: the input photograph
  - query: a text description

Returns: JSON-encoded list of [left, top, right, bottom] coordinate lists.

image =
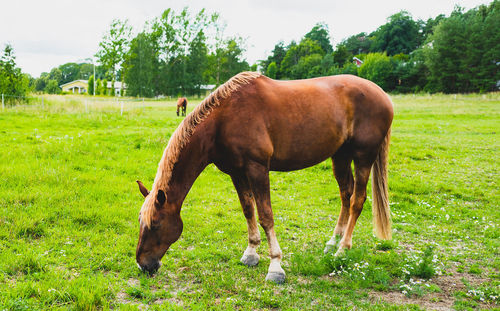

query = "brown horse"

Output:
[[176, 97, 187, 116], [136, 72, 393, 283]]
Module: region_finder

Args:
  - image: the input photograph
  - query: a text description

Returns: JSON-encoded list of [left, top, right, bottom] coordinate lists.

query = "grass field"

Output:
[[0, 93, 498, 310]]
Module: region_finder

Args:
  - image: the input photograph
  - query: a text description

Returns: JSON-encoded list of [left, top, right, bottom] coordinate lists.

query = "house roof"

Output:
[[60, 80, 88, 88], [353, 57, 364, 64], [200, 84, 216, 90], [59, 80, 127, 89]]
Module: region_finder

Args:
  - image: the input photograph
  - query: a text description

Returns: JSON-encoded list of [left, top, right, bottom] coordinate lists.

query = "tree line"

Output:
[[1, 2, 498, 98], [97, 8, 251, 97], [26, 8, 251, 97], [261, 1, 499, 93]]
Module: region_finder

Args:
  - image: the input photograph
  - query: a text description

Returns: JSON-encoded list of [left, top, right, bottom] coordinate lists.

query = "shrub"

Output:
[[357, 52, 395, 91]]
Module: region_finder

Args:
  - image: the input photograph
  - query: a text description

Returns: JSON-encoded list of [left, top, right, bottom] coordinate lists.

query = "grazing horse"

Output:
[[135, 72, 393, 283], [176, 97, 187, 116]]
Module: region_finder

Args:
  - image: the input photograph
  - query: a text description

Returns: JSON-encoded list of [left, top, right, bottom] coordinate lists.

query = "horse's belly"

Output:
[[269, 155, 330, 171], [269, 131, 344, 172]]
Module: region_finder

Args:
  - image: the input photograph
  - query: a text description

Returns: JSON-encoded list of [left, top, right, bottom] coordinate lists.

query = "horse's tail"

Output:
[[371, 127, 392, 240]]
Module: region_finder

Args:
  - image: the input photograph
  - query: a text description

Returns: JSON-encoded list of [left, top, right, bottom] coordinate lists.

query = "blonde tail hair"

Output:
[[372, 128, 392, 240]]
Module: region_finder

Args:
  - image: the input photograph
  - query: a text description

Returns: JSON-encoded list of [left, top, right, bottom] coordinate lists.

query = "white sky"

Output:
[[0, 0, 492, 77]]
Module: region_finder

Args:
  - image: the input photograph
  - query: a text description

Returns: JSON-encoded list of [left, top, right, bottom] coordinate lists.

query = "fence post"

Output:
[[85, 100, 88, 113], [41, 96, 44, 109], [2, 94, 4, 109], [120, 101, 123, 116]]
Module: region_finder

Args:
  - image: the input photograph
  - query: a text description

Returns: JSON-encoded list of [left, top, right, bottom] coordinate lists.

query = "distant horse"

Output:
[[176, 97, 187, 116], [135, 72, 393, 283]]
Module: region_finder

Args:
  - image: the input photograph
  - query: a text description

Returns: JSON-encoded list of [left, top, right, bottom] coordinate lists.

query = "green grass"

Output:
[[0, 93, 498, 310]]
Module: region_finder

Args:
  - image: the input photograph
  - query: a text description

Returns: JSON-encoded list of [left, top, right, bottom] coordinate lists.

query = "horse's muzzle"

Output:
[[137, 260, 162, 275]]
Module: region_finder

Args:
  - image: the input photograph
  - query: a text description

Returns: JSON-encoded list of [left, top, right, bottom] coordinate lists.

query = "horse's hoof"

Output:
[[240, 254, 260, 267], [324, 244, 336, 254], [265, 271, 286, 284], [334, 248, 346, 257], [324, 235, 341, 254]]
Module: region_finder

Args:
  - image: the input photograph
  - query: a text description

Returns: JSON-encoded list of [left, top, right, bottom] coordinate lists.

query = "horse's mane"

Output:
[[141, 71, 262, 227]]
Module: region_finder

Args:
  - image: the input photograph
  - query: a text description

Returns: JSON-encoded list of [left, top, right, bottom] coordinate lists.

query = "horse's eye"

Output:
[[150, 221, 160, 230]]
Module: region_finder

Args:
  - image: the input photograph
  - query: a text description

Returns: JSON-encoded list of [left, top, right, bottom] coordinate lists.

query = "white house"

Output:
[[60, 79, 127, 96]]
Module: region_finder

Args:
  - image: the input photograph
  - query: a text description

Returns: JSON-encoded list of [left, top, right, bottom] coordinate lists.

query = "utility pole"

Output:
[[93, 60, 96, 96]]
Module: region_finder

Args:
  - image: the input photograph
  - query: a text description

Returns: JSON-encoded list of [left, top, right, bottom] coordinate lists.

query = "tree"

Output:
[[370, 11, 420, 55], [341, 32, 372, 55], [58, 63, 80, 84], [210, 13, 227, 86], [186, 30, 208, 96], [476, 0, 500, 92], [150, 8, 217, 94], [0, 44, 30, 99], [48, 68, 62, 85], [260, 41, 287, 79], [95, 19, 132, 93], [421, 14, 446, 40], [425, 2, 500, 93], [87, 75, 95, 95], [292, 54, 323, 79], [266, 62, 277, 79], [95, 78, 102, 95], [101, 79, 108, 95], [44, 79, 60, 94], [34, 73, 47, 92], [123, 32, 157, 97], [78, 63, 94, 80], [216, 38, 250, 83], [358, 53, 395, 91], [304, 22, 333, 54], [424, 9, 468, 93], [332, 45, 352, 67], [393, 50, 429, 93], [280, 39, 324, 79]]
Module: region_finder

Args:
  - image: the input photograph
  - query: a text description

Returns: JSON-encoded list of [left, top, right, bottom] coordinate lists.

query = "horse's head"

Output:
[[135, 180, 183, 274]]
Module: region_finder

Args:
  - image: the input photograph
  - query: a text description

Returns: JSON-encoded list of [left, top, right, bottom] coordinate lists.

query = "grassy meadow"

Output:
[[0, 93, 498, 310]]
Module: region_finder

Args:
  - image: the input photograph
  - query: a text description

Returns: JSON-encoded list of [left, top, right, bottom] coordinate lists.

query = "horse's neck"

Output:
[[160, 129, 211, 206]]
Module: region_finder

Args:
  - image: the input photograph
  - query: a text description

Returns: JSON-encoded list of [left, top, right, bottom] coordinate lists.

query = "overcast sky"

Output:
[[0, 0, 492, 77]]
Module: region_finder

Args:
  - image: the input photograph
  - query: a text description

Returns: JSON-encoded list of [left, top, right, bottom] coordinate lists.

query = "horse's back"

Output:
[[214, 75, 393, 171], [177, 97, 187, 106]]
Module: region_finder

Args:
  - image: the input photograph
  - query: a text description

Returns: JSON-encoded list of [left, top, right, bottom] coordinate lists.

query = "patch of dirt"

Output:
[[369, 267, 492, 310], [115, 291, 129, 304], [371, 289, 453, 311], [154, 298, 183, 306], [297, 276, 312, 285], [127, 278, 140, 287], [115, 279, 144, 307]]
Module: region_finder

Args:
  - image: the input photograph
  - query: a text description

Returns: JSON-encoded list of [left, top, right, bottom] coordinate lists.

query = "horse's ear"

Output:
[[156, 189, 166, 207], [136, 180, 149, 198]]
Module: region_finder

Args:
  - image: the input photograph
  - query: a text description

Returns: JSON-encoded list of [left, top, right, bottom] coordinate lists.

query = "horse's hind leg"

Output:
[[231, 173, 261, 267], [325, 153, 354, 253], [335, 155, 375, 256]]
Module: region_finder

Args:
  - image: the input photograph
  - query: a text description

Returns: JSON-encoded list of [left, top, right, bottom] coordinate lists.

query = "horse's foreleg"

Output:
[[325, 154, 354, 253], [246, 162, 285, 283], [176, 108, 179, 116], [336, 159, 373, 256], [231, 174, 261, 267]]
